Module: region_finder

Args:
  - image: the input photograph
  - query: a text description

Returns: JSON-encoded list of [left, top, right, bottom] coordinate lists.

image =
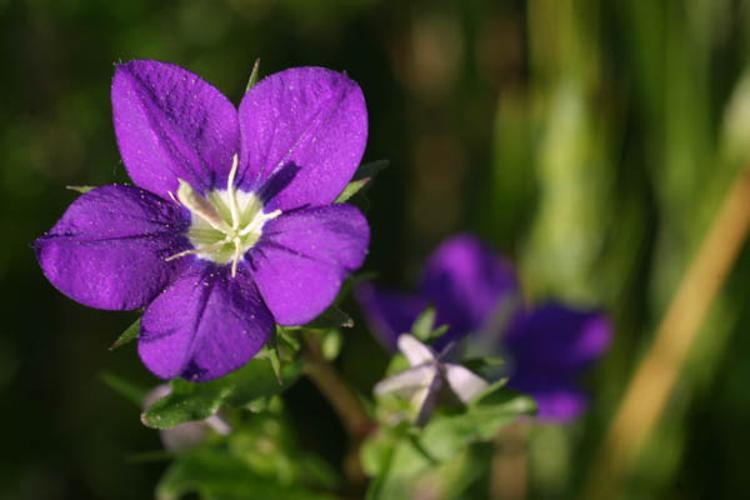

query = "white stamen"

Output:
[[226, 154, 241, 230], [231, 236, 242, 278], [176, 179, 231, 233], [165, 239, 230, 262], [238, 209, 282, 237], [169, 157, 282, 278]]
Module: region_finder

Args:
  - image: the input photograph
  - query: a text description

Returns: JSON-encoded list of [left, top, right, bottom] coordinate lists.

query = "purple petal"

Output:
[[112, 60, 239, 198], [248, 204, 369, 326], [237, 67, 367, 211], [138, 265, 273, 381], [35, 185, 188, 310], [421, 234, 520, 347], [355, 284, 427, 351], [504, 303, 612, 375], [508, 375, 588, 422]]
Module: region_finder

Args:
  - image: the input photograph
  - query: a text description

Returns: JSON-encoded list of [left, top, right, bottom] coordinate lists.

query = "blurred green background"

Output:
[[2, 0, 750, 498]]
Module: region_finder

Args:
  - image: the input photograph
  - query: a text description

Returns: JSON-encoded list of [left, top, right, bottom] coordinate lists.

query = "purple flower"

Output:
[[36, 60, 370, 381], [357, 234, 611, 422]]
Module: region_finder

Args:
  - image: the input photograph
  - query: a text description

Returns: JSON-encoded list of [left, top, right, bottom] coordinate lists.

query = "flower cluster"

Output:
[[35, 61, 370, 381], [358, 234, 612, 421]]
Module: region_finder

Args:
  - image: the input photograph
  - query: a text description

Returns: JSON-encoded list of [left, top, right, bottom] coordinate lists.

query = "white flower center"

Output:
[[166, 155, 281, 277]]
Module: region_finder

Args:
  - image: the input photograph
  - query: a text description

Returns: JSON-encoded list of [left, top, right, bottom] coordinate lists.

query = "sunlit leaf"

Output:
[[157, 449, 333, 500], [419, 392, 535, 461], [142, 358, 303, 429], [335, 160, 388, 203], [245, 58, 261, 93], [109, 318, 140, 350], [66, 185, 97, 194]]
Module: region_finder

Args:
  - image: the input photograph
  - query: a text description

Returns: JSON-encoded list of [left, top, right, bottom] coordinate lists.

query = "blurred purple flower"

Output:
[[357, 234, 611, 422], [36, 60, 369, 381]]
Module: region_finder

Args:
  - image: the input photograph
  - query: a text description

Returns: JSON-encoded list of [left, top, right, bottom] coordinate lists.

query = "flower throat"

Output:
[[166, 155, 281, 277]]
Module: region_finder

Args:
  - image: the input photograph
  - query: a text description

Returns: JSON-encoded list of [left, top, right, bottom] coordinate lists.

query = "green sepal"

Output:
[[257, 336, 284, 385], [335, 160, 389, 203], [305, 306, 354, 330], [410, 307, 449, 342], [66, 185, 97, 194], [109, 317, 141, 350], [245, 58, 261, 93]]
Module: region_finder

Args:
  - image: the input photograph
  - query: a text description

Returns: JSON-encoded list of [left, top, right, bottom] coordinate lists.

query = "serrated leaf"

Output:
[[101, 371, 148, 406], [335, 160, 389, 203], [109, 318, 141, 350], [66, 185, 97, 194], [142, 357, 303, 429], [418, 392, 535, 461], [245, 58, 261, 93]]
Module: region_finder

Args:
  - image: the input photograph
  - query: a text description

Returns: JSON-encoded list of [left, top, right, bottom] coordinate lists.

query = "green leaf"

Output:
[[66, 185, 97, 194], [257, 337, 284, 384], [109, 318, 140, 350], [360, 424, 408, 476], [335, 160, 389, 203], [100, 371, 148, 406], [366, 434, 435, 500], [157, 449, 334, 500], [411, 307, 436, 341], [277, 326, 302, 353], [142, 357, 303, 429], [320, 329, 343, 361], [245, 58, 261, 93], [418, 392, 535, 462], [305, 306, 354, 329]]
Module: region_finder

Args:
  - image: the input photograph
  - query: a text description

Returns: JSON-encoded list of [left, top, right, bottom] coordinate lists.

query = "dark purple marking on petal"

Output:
[[248, 204, 369, 326], [421, 234, 520, 348], [503, 303, 612, 375], [237, 67, 368, 211], [138, 264, 273, 381], [355, 284, 427, 352], [35, 185, 189, 310], [112, 60, 239, 198]]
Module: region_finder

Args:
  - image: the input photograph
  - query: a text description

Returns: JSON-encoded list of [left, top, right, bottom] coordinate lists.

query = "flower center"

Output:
[[167, 155, 281, 277]]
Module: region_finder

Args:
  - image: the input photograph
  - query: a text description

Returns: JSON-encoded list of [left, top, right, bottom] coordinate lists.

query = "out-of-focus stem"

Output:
[[302, 335, 373, 439], [491, 422, 529, 500], [585, 166, 750, 499], [302, 334, 373, 488]]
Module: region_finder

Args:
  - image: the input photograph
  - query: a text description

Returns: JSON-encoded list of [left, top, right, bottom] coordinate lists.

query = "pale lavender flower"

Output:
[[374, 334, 488, 425]]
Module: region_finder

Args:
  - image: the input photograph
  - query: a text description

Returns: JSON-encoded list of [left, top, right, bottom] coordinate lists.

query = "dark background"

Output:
[[2, 0, 750, 498]]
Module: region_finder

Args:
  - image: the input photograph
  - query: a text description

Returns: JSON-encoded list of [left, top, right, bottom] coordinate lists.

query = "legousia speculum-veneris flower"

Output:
[[359, 234, 611, 422], [35, 60, 370, 381]]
